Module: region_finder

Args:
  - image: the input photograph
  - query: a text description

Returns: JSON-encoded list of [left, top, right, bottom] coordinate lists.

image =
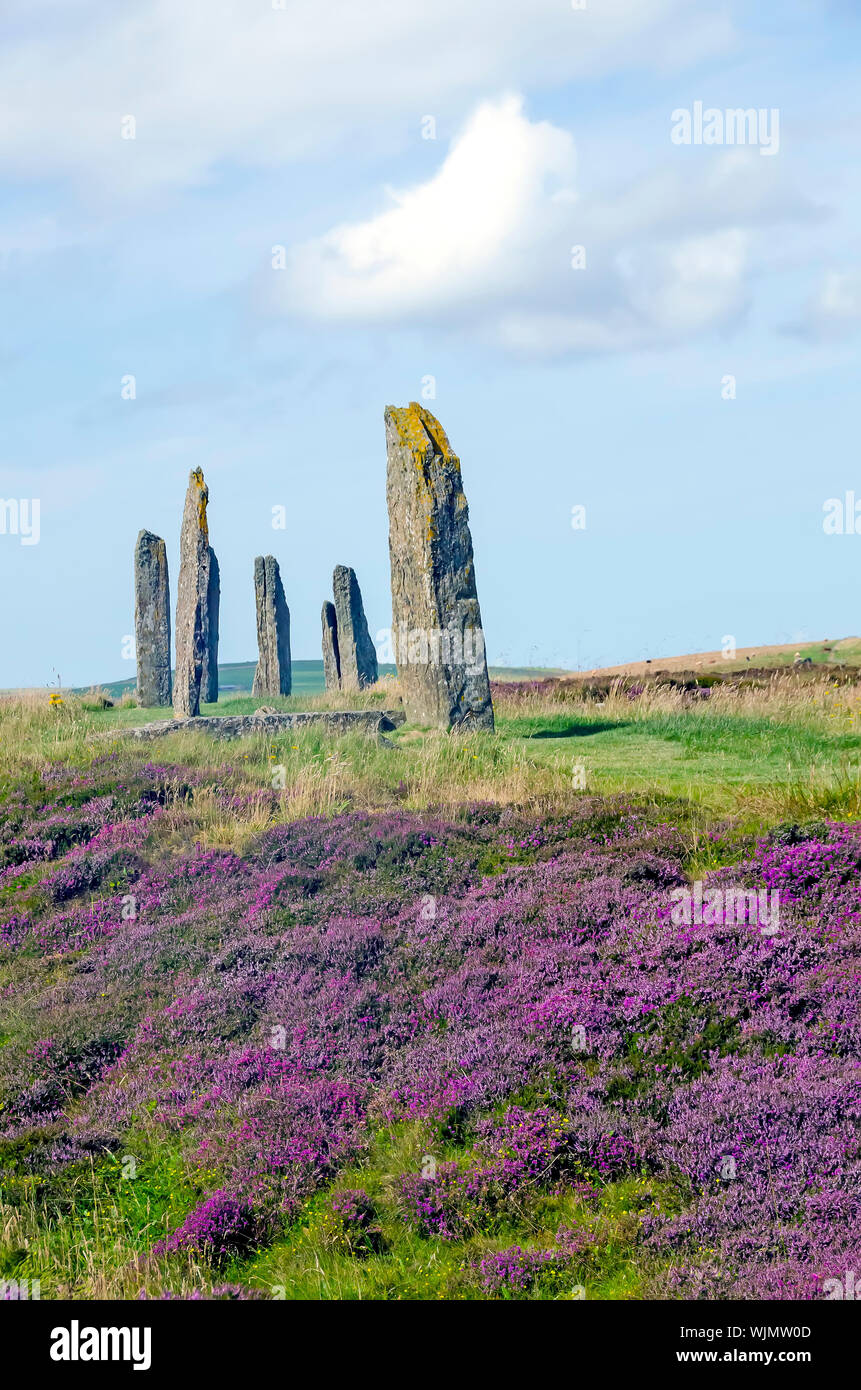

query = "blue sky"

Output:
[[1, 0, 859, 687]]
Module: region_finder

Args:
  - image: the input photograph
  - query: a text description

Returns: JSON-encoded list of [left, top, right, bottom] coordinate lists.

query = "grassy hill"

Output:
[[582, 636, 861, 678], [1, 671, 860, 1301], [74, 641, 861, 702], [86, 660, 379, 701], [80, 661, 567, 701]]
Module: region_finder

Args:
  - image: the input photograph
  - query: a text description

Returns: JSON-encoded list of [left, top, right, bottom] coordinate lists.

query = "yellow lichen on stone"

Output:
[[415, 404, 458, 467], [386, 402, 430, 459], [189, 467, 209, 537], [386, 403, 459, 469]]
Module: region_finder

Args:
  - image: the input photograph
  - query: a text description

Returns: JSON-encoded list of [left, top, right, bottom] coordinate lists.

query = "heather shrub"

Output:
[[42, 847, 142, 904], [326, 1188, 385, 1254], [476, 1245, 571, 1296], [155, 1191, 266, 1265], [474, 1227, 595, 1297], [1, 751, 859, 1299], [396, 1107, 614, 1239]]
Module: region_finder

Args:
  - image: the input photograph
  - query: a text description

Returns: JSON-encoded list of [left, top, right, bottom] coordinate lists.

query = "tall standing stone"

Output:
[[321, 601, 341, 691], [174, 468, 211, 718], [202, 547, 220, 704], [134, 530, 172, 708], [332, 565, 378, 691], [384, 403, 494, 730], [252, 556, 292, 697]]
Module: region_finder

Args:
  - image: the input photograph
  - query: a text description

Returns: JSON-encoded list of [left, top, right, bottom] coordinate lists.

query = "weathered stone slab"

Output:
[[252, 555, 292, 697], [321, 600, 341, 691], [202, 547, 220, 704], [384, 403, 494, 730], [128, 709, 405, 742], [134, 530, 172, 708], [174, 468, 211, 718], [332, 565, 378, 691]]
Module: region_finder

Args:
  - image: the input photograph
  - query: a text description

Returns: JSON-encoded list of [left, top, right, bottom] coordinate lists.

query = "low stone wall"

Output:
[[127, 709, 405, 741]]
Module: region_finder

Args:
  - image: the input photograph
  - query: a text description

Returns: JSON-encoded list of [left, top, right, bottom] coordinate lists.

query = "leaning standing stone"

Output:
[[332, 565, 378, 691], [174, 468, 211, 718], [252, 555, 292, 697], [321, 601, 341, 691], [384, 403, 494, 730], [134, 530, 172, 707], [202, 547, 220, 704]]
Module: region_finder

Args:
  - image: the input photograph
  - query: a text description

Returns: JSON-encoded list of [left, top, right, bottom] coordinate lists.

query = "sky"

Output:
[[0, 0, 859, 687]]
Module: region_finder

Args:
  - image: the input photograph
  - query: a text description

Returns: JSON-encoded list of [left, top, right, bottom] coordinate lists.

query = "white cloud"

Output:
[[282, 95, 576, 323], [0, 0, 733, 198], [275, 96, 818, 357]]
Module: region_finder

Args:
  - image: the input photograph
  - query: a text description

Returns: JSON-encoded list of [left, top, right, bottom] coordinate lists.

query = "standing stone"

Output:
[[174, 468, 211, 718], [332, 565, 378, 691], [252, 556, 292, 697], [202, 547, 220, 704], [321, 601, 341, 691], [134, 530, 172, 707], [384, 403, 494, 730]]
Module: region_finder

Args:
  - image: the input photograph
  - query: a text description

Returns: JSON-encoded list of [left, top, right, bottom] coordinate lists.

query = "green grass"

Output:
[[0, 1105, 675, 1300], [87, 660, 382, 701], [237, 1121, 675, 1301], [80, 688, 396, 728], [0, 1127, 210, 1299], [6, 670, 861, 828], [83, 661, 565, 702], [497, 697, 861, 816]]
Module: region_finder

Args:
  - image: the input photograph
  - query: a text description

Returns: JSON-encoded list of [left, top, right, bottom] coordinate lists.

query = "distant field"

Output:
[[63, 640, 861, 701], [582, 636, 861, 678], [76, 661, 566, 700], [86, 660, 393, 701]]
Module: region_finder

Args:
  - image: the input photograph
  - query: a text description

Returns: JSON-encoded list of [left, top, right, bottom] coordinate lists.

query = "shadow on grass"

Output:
[[528, 721, 629, 739]]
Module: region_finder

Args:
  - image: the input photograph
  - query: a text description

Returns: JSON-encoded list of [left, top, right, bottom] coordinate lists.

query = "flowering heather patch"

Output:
[[475, 1223, 597, 1296], [1, 754, 859, 1298], [41, 846, 143, 905], [477, 1244, 571, 1295], [154, 1191, 266, 1265], [397, 1107, 578, 1239], [330, 1187, 375, 1230]]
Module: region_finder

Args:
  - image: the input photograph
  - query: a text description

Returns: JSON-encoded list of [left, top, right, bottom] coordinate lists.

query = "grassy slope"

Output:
[[5, 672, 861, 825], [583, 636, 861, 677], [2, 675, 861, 1298], [84, 660, 378, 701], [82, 663, 565, 701], [32, 639, 859, 703]]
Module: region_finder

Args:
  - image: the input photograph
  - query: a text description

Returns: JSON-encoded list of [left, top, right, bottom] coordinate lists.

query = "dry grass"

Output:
[[503, 669, 861, 726], [2, 671, 860, 849]]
